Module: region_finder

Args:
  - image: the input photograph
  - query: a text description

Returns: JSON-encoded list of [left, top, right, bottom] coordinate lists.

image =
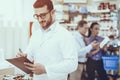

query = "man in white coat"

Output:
[[16, 0, 78, 80], [70, 20, 99, 80]]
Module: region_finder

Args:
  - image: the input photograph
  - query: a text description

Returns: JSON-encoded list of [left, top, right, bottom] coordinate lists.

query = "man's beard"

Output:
[[40, 16, 53, 29]]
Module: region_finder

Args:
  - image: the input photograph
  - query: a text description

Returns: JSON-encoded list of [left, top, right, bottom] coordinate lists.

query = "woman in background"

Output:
[[86, 22, 109, 80]]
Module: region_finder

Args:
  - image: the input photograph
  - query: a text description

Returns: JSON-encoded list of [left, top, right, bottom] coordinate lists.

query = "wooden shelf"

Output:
[[89, 9, 110, 13]]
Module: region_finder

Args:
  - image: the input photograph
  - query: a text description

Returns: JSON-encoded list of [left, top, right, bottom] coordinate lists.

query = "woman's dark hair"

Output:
[[33, 0, 54, 11], [88, 22, 99, 37], [76, 20, 87, 30]]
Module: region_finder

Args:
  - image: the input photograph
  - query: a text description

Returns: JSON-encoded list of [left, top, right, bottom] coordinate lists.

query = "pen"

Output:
[[19, 48, 23, 53]]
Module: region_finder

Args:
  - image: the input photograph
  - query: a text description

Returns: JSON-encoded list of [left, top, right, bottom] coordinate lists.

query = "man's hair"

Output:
[[33, 0, 54, 11], [76, 20, 87, 30]]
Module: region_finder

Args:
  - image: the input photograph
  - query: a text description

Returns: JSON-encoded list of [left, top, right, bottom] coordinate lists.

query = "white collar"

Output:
[[40, 21, 57, 33], [76, 31, 84, 39]]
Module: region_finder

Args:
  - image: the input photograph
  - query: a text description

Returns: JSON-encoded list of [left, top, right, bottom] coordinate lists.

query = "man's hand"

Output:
[[16, 53, 27, 57], [24, 62, 46, 75], [91, 41, 100, 49]]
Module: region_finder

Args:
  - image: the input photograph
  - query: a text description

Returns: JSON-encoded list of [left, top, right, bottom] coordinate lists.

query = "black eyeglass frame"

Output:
[[33, 11, 50, 19]]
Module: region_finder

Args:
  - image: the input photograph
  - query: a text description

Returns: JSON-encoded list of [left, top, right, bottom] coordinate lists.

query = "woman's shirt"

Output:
[[86, 36, 104, 60]]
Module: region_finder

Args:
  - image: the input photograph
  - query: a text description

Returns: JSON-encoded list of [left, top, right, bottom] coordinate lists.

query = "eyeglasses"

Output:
[[33, 11, 50, 19]]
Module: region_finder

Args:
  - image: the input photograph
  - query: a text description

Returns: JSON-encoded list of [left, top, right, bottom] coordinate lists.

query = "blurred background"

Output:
[[0, 0, 120, 59]]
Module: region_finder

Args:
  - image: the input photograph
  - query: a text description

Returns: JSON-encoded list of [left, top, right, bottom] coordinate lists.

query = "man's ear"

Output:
[[51, 9, 55, 15]]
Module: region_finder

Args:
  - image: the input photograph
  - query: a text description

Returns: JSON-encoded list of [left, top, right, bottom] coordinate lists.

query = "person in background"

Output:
[[70, 20, 99, 80], [16, 0, 78, 80], [86, 22, 109, 80]]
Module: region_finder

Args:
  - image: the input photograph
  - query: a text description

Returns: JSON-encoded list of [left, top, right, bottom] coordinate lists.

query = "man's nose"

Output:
[[38, 17, 43, 22]]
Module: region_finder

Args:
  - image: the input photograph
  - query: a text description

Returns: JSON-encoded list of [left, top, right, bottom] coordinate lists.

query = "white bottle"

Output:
[[100, 37, 110, 48]]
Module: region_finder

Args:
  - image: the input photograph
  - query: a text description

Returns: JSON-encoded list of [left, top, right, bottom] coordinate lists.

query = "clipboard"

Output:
[[6, 57, 32, 74]]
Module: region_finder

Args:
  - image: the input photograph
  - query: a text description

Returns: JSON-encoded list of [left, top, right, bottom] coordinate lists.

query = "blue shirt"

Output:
[[86, 36, 104, 60]]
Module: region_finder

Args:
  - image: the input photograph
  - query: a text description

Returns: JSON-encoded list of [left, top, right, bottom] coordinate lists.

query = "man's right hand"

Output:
[[91, 41, 100, 49], [16, 53, 27, 57]]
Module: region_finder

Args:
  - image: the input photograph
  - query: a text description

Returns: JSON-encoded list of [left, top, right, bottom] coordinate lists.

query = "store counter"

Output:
[[0, 60, 14, 75], [0, 60, 14, 80], [0, 60, 33, 80]]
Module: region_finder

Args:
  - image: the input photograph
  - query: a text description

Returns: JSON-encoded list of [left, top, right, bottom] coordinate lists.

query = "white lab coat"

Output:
[[25, 21, 78, 80], [31, 21, 40, 34], [72, 31, 92, 62]]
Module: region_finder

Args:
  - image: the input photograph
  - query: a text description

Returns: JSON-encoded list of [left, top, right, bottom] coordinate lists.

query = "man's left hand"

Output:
[[24, 62, 46, 75]]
